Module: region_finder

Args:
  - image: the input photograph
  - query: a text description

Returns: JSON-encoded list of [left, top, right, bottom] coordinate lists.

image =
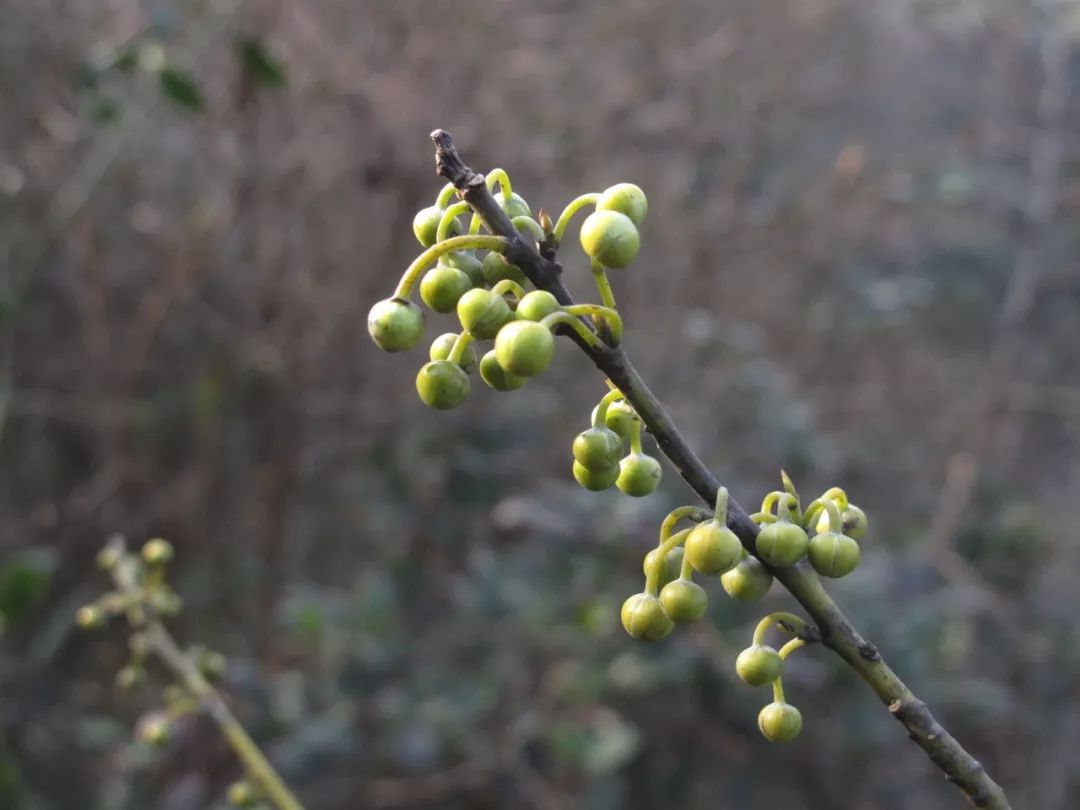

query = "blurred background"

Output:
[[2, 1, 1079, 808]]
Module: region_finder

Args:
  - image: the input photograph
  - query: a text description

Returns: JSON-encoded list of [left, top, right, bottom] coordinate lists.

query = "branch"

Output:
[[430, 129, 1011, 810], [108, 545, 304, 810]]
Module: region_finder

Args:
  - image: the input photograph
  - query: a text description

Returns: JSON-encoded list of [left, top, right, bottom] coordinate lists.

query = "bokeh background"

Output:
[[3, 1, 1080, 808]]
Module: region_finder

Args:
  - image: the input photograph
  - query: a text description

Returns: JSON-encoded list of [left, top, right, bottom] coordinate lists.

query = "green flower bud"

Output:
[[735, 644, 783, 687], [227, 781, 259, 807], [495, 190, 532, 220], [413, 205, 461, 247], [516, 290, 561, 322], [420, 264, 472, 313], [150, 588, 183, 616], [620, 592, 674, 641], [684, 519, 742, 575], [572, 460, 619, 491], [817, 503, 869, 541], [444, 250, 485, 287], [572, 426, 623, 471], [96, 545, 123, 571], [196, 648, 227, 681], [456, 289, 512, 340], [429, 332, 477, 374], [494, 320, 555, 377], [479, 350, 526, 391], [594, 399, 637, 438], [415, 360, 470, 409], [807, 531, 860, 578], [580, 210, 640, 269], [643, 539, 686, 590], [616, 453, 662, 497], [137, 711, 172, 747], [368, 297, 424, 352], [597, 182, 647, 226], [482, 251, 528, 287], [141, 538, 174, 566], [844, 504, 868, 540], [721, 553, 774, 601], [658, 578, 707, 622], [116, 665, 146, 690], [755, 521, 809, 567], [758, 701, 802, 742], [76, 604, 106, 629]]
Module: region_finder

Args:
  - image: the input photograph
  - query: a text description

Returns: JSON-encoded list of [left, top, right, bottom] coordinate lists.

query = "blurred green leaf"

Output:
[[158, 67, 205, 112], [236, 36, 287, 88], [0, 547, 57, 621]]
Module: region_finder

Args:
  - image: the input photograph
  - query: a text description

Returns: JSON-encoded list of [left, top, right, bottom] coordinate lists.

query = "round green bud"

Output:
[[494, 320, 555, 377], [415, 360, 470, 409], [196, 648, 227, 680], [579, 210, 640, 269], [481, 251, 528, 287], [684, 519, 742, 575], [808, 531, 860, 578], [420, 264, 472, 313], [621, 592, 674, 641], [594, 399, 637, 438], [479, 350, 526, 391], [137, 712, 172, 747], [755, 521, 809, 567], [573, 459, 619, 491], [456, 288, 513, 340], [572, 427, 623, 471], [96, 545, 123, 571], [758, 701, 802, 742], [76, 604, 106, 630], [495, 190, 532, 220], [643, 539, 686, 590], [658, 578, 707, 622], [141, 538, 174, 566], [444, 250, 485, 286], [429, 332, 477, 374], [116, 665, 146, 690], [151, 589, 183, 616], [368, 297, 424, 352], [815, 503, 868, 541], [597, 182, 647, 226], [735, 644, 783, 687], [617, 453, 662, 497], [844, 504, 868, 540], [413, 205, 461, 247], [227, 781, 258, 807], [721, 554, 774, 601], [516, 290, 561, 322]]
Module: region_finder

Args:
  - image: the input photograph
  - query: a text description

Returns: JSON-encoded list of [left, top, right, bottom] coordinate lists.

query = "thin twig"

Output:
[[109, 549, 304, 810], [430, 130, 1011, 810]]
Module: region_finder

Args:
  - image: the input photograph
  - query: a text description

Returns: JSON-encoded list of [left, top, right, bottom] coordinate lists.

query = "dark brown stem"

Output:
[[430, 129, 1011, 810]]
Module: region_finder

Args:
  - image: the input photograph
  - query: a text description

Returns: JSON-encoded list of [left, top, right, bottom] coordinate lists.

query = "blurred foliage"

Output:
[[2, 0, 1080, 808]]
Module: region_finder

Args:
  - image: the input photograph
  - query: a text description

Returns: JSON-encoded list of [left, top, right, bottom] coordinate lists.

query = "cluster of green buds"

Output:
[[76, 537, 275, 808], [750, 473, 867, 578], [571, 387, 662, 496], [736, 612, 812, 743], [622, 474, 869, 742], [367, 171, 645, 412]]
